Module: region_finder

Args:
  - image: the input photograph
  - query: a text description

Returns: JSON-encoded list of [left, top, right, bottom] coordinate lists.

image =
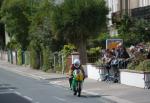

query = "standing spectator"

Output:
[[119, 46, 130, 68], [102, 49, 114, 75], [120, 47, 130, 59], [111, 48, 116, 57]]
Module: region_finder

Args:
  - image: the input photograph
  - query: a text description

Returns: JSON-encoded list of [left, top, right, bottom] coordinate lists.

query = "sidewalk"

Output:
[[0, 60, 66, 80], [0, 60, 150, 103]]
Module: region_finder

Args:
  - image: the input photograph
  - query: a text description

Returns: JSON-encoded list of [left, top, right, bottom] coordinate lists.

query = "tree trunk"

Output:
[[77, 39, 87, 65]]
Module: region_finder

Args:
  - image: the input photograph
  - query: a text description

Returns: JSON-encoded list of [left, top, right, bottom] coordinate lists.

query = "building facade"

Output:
[[106, 0, 150, 35]]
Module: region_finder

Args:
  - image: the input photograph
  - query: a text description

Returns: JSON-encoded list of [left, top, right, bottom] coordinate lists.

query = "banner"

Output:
[[106, 39, 123, 49]]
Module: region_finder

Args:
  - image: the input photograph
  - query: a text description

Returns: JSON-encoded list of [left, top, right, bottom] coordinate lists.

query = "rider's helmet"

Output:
[[73, 59, 80, 68]]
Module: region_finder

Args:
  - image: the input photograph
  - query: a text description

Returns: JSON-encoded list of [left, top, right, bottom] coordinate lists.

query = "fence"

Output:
[[0, 50, 8, 61], [53, 52, 65, 74], [0, 50, 66, 74], [1, 50, 102, 73]]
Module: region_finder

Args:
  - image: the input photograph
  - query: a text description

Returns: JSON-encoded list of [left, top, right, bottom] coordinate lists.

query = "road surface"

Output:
[[0, 67, 108, 103]]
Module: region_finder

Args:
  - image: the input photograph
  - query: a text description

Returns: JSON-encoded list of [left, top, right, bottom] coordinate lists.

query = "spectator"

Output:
[[102, 49, 114, 74], [120, 47, 130, 59]]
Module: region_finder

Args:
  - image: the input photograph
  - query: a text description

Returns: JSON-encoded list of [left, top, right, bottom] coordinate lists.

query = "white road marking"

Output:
[[23, 96, 33, 101], [49, 81, 63, 86], [14, 91, 21, 96], [53, 96, 66, 102], [9, 89, 14, 91], [29, 74, 45, 80], [49, 81, 61, 84], [14, 91, 33, 102], [73, 102, 84, 103], [82, 90, 99, 95], [84, 88, 102, 91]]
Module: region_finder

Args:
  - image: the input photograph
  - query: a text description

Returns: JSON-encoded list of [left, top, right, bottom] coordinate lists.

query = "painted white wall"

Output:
[[87, 64, 106, 81], [139, 0, 150, 7], [87, 64, 100, 80], [130, 0, 139, 9], [120, 71, 150, 88]]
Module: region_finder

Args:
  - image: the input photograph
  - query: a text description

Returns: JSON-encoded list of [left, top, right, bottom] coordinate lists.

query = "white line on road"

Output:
[[23, 96, 33, 101], [14, 92, 33, 102], [9, 89, 14, 91], [53, 96, 66, 102], [14, 91, 21, 96], [49, 81, 62, 84], [82, 90, 99, 95], [29, 74, 45, 80]]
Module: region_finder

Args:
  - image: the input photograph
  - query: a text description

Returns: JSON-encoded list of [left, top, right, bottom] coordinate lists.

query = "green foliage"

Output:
[[0, 0, 4, 7], [51, 0, 108, 42], [29, 40, 40, 69], [51, 0, 108, 64], [87, 33, 110, 49], [0, 0, 30, 49], [29, 0, 64, 52], [128, 59, 140, 70], [118, 15, 150, 46], [136, 60, 150, 72], [6, 40, 21, 50], [17, 48, 22, 65], [30, 48, 39, 69], [95, 59, 104, 66], [61, 44, 75, 67], [25, 51, 30, 65], [87, 47, 101, 63], [128, 52, 149, 71], [61, 44, 75, 58], [87, 47, 101, 56], [42, 47, 52, 72]]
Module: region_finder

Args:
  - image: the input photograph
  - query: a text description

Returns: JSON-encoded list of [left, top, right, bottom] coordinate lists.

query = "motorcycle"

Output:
[[71, 69, 84, 97]]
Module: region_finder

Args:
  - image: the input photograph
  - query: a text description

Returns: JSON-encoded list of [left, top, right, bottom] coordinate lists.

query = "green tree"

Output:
[[29, 0, 65, 51], [0, 0, 4, 8], [0, 0, 30, 50], [118, 15, 150, 46], [117, 15, 133, 45], [51, 0, 108, 64], [28, 0, 65, 70], [132, 19, 150, 43], [87, 32, 110, 49]]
